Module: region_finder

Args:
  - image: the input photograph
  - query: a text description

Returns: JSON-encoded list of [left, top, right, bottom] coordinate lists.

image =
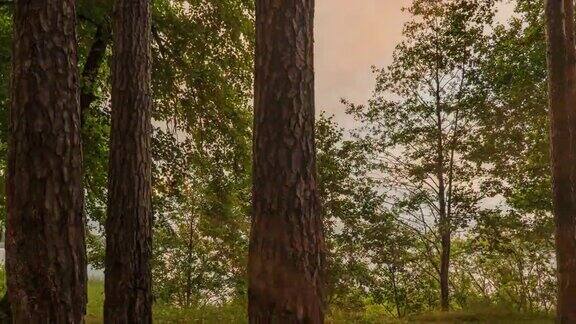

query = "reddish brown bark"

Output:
[[544, 0, 576, 322], [7, 0, 86, 321], [104, 0, 153, 321], [248, 0, 325, 323]]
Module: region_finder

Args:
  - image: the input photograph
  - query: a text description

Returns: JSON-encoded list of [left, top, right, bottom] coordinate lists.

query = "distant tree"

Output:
[[345, 0, 493, 311], [104, 0, 153, 321], [544, 0, 576, 320], [316, 114, 424, 317], [248, 0, 324, 322], [459, 0, 557, 312], [6, 0, 86, 321]]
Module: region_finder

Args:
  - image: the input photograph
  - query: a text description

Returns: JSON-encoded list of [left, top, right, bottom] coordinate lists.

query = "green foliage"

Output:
[[0, 0, 562, 319], [0, 0, 253, 306], [470, 0, 550, 214], [317, 0, 556, 317]]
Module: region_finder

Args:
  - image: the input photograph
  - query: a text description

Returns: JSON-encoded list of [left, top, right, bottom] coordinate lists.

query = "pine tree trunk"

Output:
[[7, 0, 86, 321], [248, 0, 325, 323], [104, 0, 153, 321], [544, 0, 576, 322]]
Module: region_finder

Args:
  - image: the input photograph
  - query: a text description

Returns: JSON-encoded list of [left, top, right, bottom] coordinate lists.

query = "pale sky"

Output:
[[315, 0, 515, 128], [315, 0, 411, 127]]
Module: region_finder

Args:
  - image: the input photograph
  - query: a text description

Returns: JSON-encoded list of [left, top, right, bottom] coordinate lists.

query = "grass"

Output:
[[84, 280, 555, 323], [86, 280, 247, 323], [0, 277, 555, 323], [85, 280, 104, 323], [407, 308, 554, 323], [327, 302, 554, 324]]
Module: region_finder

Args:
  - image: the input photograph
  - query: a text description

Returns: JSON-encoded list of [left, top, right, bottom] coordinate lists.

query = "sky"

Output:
[[315, 0, 515, 128], [315, 0, 411, 128]]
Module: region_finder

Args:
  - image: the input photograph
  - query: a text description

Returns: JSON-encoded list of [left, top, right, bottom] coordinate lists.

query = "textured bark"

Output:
[[103, 0, 153, 321], [544, 0, 576, 322], [7, 0, 86, 321], [248, 0, 325, 323]]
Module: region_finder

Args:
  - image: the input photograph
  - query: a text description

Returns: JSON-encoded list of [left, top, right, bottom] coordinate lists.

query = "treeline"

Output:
[[320, 0, 554, 316], [0, 0, 575, 322]]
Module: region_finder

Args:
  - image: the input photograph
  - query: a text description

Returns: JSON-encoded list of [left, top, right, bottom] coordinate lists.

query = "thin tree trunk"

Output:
[[185, 213, 195, 307], [7, 0, 86, 321], [389, 267, 402, 318], [545, 0, 576, 322], [248, 0, 325, 322], [81, 22, 111, 125], [434, 63, 450, 312], [104, 0, 153, 321]]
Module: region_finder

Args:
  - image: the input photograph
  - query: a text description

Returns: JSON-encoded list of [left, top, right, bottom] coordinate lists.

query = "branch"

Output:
[[77, 13, 100, 26], [80, 22, 111, 124], [152, 24, 169, 60]]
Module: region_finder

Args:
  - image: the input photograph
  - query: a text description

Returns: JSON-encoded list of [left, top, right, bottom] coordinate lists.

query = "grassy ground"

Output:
[[329, 307, 553, 324], [406, 309, 554, 323], [0, 275, 547, 323], [83, 280, 554, 323], [86, 280, 247, 323]]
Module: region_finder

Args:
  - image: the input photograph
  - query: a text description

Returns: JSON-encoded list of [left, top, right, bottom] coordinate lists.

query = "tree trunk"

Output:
[[438, 142, 450, 312], [439, 226, 450, 311], [80, 22, 111, 125], [104, 0, 153, 321], [434, 64, 450, 312], [7, 0, 86, 321], [248, 0, 325, 323], [544, 0, 576, 322]]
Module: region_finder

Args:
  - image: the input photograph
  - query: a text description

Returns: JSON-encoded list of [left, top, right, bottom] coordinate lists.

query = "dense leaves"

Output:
[[0, 0, 561, 317], [0, 0, 253, 306]]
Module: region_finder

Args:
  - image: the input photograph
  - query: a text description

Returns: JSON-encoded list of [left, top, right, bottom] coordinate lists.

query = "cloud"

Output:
[[315, 0, 411, 127], [315, 0, 516, 129]]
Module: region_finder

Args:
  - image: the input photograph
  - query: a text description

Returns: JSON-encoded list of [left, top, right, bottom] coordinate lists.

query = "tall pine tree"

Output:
[[248, 0, 325, 322], [7, 0, 86, 321], [544, 0, 576, 321], [104, 0, 153, 320]]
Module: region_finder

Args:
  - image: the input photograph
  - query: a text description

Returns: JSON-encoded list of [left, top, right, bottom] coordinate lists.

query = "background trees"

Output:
[[0, 0, 571, 321], [318, 0, 558, 316], [343, 0, 493, 311], [0, 0, 254, 312]]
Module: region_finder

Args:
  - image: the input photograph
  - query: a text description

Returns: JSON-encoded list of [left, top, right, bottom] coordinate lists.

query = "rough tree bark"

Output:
[[104, 0, 153, 321], [248, 0, 325, 323], [544, 0, 576, 322], [7, 0, 86, 321]]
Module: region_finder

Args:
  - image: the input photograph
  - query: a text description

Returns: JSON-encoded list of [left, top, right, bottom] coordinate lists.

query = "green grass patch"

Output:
[[0, 275, 557, 323], [326, 303, 554, 324], [85, 280, 248, 323], [409, 308, 554, 323]]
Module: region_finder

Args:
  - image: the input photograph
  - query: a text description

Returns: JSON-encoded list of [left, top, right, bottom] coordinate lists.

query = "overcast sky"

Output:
[[315, 0, 411, 127], [314, 0, 515, 128]]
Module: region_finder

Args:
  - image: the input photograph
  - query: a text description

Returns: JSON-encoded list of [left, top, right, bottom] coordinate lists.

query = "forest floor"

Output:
[[83, 280, 554, 323]]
